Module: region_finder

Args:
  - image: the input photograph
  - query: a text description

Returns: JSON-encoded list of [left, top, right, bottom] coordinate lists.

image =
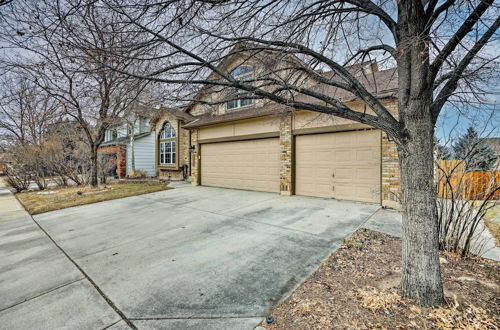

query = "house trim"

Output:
[[198, 132, 279, 144]]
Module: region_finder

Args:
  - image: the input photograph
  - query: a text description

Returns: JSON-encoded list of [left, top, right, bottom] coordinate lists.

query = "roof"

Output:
[[100, 132, 151, 147], [183, 67, 398, 128], [183, 103, 290, 128], [296, 67, 398, 104], [150, 107, 195, 125]]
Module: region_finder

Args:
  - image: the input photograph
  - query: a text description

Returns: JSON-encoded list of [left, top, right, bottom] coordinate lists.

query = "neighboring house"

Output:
[[481, 137, 500, 170], [99, 113, 155, 178], [0, 152, 12, 175], [150, 45, 402, 208]]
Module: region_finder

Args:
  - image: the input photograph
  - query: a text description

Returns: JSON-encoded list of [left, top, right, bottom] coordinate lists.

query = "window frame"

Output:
[[158, 122, 177, 166], [226, 65, 254, 110], [159, 140, 176, 165], [104, 129, 117, 142]]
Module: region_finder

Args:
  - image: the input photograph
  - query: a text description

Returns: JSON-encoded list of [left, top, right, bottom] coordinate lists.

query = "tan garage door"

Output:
[[295, 130, 381, 203], [201, 138, 280, 192]]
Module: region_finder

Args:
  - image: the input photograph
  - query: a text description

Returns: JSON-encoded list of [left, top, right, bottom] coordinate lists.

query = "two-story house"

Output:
[[150, 45, 402, 208]]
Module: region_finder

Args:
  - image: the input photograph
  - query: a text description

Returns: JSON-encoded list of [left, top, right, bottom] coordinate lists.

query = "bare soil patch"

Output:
[[261, 229, 499, 329]]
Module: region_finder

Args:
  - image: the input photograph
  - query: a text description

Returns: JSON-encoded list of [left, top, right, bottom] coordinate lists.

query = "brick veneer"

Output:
[[279, 114, 293, 195], [190, 129, 200, 185], [98, 146, 126, 178], [381, 132, 401, 209]]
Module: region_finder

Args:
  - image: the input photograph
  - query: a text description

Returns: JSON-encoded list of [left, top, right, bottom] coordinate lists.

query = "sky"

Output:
[[435, 92, 500, 142]]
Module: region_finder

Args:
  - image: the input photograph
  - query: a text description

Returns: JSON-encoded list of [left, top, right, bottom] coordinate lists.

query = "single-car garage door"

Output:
[[201, 138, 280, 192], [295, 129, 381, 203]]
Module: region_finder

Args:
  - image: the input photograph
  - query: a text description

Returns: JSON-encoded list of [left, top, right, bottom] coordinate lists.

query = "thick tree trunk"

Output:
[[90, 147, 99, 188], [398, 102, 444, 306]]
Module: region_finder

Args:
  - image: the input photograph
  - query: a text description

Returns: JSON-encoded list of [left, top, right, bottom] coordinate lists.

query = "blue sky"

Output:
[[435, 91, 500, 142]]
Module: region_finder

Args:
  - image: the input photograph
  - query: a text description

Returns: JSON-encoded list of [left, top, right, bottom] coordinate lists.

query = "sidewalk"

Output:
[[363, 208, 500, 261], [0, 179, 28, 222], [0, 178, 122, 329]]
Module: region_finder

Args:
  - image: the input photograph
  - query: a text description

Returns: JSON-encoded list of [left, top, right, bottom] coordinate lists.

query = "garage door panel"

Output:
[[356, 149, 377, 162], [201, 138, 280, 193], [296, 130, 381, 203], [355, 167, 380, 182]]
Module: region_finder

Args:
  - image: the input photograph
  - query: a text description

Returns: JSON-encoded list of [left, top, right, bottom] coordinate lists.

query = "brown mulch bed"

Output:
[[261, 229, 499, 330]]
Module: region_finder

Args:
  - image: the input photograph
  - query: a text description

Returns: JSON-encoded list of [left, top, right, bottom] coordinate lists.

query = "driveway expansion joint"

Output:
[[0, 278, 85, 313], [27, 214, 136, 330]]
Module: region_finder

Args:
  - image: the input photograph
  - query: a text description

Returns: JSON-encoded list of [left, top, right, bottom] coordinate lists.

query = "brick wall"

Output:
[[279, 113, 293, 195], [98, 146, 126, 178], [190, 129, 200, 185], [381, 132, 401, 209]]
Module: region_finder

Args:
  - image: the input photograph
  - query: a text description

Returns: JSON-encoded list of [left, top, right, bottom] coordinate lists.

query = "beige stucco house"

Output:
[[151, 48, 401, 208]]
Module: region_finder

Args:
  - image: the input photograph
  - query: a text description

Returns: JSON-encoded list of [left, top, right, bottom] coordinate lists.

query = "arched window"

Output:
[[227, 65, 254, 110], [159, 122, 176, 165], [160, 122, 176, 139]]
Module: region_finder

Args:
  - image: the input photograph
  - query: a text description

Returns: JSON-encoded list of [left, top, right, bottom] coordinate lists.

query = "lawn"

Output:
[[16, 181, 171, 215]]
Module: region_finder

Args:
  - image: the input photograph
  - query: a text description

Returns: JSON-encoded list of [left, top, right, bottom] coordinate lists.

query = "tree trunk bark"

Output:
[[130, 131, 136, 173], [398, 103, 444, 306], [90, 146, 99, 188]]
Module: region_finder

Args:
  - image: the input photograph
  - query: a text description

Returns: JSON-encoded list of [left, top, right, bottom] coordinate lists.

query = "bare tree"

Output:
[[0, 0, 151, 187], [107, 0, 499, 305], [0, 74, 60, 147]]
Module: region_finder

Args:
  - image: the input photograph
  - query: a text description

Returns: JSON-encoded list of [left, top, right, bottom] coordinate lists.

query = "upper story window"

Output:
[[159, 122, 176, 165], [104, 129, 117, 142], [227, 65, 254, 110], [160, 122, 176, 139]]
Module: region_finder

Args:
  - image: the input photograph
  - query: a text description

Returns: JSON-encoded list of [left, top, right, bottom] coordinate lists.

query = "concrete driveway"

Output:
[[0, 182, 384, 330]]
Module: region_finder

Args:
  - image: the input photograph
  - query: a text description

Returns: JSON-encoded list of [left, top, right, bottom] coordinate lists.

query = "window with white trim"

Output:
[[159, 141, 176, 165], [104, 129, 117, 142], [227, 65, 254, 110], [159, 122, 176, 165]]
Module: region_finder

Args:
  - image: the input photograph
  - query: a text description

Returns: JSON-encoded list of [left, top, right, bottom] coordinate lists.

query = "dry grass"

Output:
[[482, 203, 500, 245], [16, 182, 170, 215]]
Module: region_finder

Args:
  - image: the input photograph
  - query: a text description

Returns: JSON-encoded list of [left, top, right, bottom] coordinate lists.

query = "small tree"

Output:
[[453, 126, 496, 171]]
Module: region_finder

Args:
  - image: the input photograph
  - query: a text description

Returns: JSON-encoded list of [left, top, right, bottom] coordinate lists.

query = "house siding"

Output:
[[126, 133, 156, 177]]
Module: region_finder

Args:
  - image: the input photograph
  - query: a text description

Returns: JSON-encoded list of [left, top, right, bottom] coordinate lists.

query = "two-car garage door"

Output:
[[201, 138, 280, 193], [199, 130, 381, 203]]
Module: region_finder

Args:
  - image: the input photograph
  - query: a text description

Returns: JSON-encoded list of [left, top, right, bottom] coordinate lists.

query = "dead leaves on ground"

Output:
[[357, 287, 498, 330]]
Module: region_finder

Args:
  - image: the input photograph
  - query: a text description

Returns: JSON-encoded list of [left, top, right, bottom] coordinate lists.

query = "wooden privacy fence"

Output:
[[436, 160, 500, 200]]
